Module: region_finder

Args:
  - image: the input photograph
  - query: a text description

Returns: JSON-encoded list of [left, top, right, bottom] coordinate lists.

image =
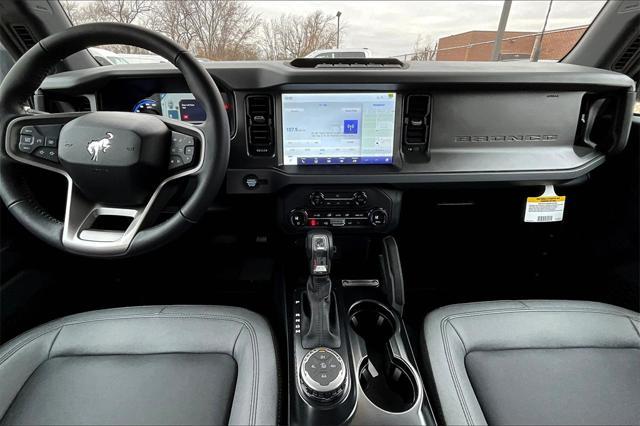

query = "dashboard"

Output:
[[39, 60, 636, 200]]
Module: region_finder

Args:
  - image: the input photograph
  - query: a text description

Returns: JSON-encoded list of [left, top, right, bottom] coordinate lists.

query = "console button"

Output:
[[243, 174, 259, 190], [300, 348, 346, 402], [289, 209, 308, 227]]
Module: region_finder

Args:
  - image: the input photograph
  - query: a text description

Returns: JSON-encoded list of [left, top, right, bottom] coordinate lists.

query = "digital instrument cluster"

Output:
[[132, 92, 233, 125]]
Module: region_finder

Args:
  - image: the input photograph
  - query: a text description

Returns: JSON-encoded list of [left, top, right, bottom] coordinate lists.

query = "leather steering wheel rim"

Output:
[[0, 23, 230, 257]]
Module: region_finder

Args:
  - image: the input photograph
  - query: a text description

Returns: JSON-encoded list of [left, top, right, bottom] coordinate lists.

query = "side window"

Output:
[[0, 42, 15, 85], [635, 90, 640, 115]]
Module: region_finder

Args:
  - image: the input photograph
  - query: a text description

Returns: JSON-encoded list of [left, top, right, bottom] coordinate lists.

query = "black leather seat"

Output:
[[422, 300, 640, 425], [0, 305, 278, 425]]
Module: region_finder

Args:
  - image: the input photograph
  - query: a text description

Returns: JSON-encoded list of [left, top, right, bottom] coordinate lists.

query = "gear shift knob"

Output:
[[307, 231, 333, 276]]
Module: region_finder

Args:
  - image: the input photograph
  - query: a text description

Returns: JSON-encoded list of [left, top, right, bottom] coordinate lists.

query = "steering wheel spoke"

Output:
[[4, 112, 87, 173], [62, 185, 146, 255]]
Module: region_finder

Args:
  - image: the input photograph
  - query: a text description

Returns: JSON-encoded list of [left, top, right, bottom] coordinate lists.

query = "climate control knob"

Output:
[[368, 208, 388, 227], [352, 191, 368, 207], [309, 191, 325, 207], [300, 348, 346, 402], [289, 209, 308, 227]]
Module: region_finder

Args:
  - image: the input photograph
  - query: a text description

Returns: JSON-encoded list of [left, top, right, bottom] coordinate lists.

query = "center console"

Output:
[[287, 231, 434, 425]]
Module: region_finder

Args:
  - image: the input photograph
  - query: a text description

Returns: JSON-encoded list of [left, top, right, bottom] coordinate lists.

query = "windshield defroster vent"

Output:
[[289, 58, 404, 69], [246, 95, 274, 156]]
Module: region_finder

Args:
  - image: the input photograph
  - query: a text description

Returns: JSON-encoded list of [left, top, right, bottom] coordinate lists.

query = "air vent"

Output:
[[289, 58, 404, 69], [246, 95, 274, 156], [402, 94, 431, 154], [612, 32, 640, 73], [11, 25, 37, 50], [576, 93, 626, 154]]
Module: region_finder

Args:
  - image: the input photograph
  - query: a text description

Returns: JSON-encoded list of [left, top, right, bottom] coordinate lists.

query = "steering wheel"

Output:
[[0, 23, 229, 257]]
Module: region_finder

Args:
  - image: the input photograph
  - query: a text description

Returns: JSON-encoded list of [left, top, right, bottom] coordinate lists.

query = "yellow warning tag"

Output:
[[524, 186, 565, 223]]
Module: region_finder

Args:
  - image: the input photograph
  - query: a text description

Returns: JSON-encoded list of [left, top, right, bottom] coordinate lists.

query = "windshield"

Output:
[[60, 0, 605, 63]]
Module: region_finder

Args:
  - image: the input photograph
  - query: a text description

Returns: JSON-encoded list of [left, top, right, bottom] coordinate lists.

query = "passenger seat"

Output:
[[421, 300, 640, 425]]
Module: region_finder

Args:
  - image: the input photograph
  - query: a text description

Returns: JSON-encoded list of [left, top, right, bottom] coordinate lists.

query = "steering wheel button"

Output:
[[20, 126, 35, 135], [184, 146, 194, 155], [19, 135, 34, 145], [169, 155, 184, 169], [45, 137, 57, 148], [33, 147, 59, 163]]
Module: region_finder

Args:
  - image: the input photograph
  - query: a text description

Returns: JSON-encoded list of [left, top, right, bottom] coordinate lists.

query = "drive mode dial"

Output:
[[300, 348, 346, 402]]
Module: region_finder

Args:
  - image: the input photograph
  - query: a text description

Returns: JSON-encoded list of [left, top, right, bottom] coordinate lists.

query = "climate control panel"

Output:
[[279, 187, 401, 233]]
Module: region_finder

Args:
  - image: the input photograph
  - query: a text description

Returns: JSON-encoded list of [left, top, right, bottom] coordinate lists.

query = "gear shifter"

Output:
[[309, 232, 332, 276], [302, 231, 341, 348]]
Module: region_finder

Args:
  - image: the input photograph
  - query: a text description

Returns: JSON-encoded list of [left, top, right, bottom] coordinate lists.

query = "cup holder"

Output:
[[349, 301, 418, 413]]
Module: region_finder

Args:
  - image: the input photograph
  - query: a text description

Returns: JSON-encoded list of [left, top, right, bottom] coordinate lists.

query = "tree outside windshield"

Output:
[[60, 0, 605, 64]]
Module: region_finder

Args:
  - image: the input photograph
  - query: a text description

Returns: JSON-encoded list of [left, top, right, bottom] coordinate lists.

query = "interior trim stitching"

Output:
[[442, 307, 640, 322], [441, 320, 473, 425], [0, 311, 256, 363], [629, 319, 640, 339], [0, 314, 261, 365]]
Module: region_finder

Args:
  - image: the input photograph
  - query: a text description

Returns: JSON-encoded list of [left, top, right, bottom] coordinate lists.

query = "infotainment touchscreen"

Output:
[[281, 93, 396, 165]]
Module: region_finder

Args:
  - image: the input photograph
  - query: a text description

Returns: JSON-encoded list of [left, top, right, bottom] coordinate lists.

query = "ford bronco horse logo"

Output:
[[87, 132, 113, 161]]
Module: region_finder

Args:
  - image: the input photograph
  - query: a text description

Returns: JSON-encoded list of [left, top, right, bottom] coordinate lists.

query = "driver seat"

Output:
[[0, 305, 278, 425]]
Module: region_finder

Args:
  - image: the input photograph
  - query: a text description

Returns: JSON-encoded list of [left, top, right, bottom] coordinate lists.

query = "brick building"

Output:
[[435, 25, 588, 61]]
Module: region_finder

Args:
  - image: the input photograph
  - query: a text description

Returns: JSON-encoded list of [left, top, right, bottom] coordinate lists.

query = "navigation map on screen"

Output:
[[281, 93, 396, 165]]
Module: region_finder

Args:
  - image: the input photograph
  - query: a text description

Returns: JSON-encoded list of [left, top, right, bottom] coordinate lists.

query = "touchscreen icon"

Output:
[[343, 120, 358, 134]]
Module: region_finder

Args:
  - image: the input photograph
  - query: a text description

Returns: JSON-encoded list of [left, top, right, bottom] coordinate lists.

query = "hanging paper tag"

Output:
[[524, 185, 565, 223]]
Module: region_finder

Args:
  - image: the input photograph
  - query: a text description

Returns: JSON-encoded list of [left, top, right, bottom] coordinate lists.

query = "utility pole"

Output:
[[336, 11, 342, 49], [531, 0, 553, 62], [491, 0, 512, 61]]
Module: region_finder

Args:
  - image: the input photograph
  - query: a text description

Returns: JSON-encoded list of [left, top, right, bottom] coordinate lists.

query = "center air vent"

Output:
[[246, 95, 274, 156], [402, 94, 431, 155]]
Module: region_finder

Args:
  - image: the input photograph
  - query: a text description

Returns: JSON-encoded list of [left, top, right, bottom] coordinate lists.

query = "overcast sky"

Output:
[[247, 1, 605, 57]]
